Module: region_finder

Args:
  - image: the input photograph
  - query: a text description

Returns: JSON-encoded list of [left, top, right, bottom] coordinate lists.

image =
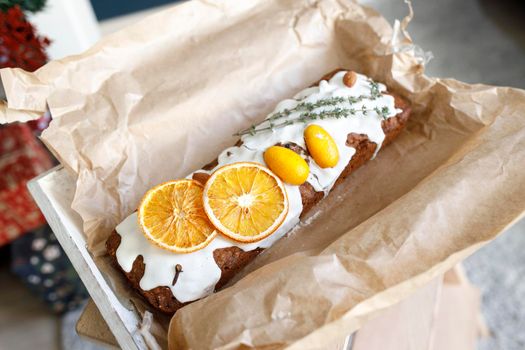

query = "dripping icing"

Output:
[[115, 71, 400, 303]]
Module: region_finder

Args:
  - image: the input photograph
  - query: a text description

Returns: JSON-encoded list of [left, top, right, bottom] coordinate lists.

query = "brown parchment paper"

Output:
[[2, 0, 525, 349]]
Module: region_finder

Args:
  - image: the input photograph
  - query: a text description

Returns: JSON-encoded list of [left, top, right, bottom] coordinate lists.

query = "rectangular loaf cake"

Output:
[[106, 69, 411, 313]]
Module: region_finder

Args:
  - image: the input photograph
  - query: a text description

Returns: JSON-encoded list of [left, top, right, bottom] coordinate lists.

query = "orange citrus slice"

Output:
[[138, 179, 217, 253], [203, 162, 289, 243]]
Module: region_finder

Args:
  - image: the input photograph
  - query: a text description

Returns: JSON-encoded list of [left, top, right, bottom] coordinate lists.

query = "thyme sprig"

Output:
[[235, 79, 389, 137], [369, 81, 381, 100], [238, 106, 390, 136]]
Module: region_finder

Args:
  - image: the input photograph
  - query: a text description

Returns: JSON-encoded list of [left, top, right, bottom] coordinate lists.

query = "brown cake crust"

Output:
[[106, 71, 412, 314], [106, 233, 263, 313]]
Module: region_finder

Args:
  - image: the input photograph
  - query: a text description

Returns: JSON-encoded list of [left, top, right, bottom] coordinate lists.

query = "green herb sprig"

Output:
[[238, 106, 390, 136], [235, 79, 390, 137]]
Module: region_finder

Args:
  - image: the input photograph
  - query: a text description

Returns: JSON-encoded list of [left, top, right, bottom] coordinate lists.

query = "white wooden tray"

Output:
[[27, 166, 353, 349], [30, 166, 449, 350], [28, 166, 146, 350]]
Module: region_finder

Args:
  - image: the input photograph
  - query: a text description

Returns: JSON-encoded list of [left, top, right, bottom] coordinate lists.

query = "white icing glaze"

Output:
[[115, 71, 400, 303]]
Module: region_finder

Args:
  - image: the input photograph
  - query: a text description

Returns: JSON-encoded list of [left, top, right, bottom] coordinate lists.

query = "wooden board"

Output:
[[76, 299, 119, 348]]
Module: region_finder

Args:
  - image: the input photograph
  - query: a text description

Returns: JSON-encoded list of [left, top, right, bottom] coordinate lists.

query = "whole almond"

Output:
[[343, 71, 357, 87]]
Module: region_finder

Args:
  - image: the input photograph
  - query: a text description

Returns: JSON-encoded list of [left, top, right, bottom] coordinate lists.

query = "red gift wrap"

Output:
[[0, 123, 53, 245]]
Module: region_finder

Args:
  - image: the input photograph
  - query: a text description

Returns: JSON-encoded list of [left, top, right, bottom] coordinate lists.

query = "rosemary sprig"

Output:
[[235, 79, 389, 137]]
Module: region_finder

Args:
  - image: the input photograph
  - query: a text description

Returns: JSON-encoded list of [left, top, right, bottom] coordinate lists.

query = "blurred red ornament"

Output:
[[0, 5, 50, 72]]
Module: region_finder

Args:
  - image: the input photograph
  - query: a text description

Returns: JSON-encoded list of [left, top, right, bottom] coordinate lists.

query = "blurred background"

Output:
[[0, 0, 523, 349]]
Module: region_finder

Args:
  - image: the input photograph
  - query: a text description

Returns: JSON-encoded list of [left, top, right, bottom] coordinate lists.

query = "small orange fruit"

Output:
[[263, 146, 309, 185], [304, 124, 339, 168], [203, 162, 288, 243], [138, 179, 217, 253]]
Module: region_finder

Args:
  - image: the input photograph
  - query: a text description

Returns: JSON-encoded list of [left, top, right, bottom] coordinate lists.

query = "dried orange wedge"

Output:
[[138, 179, 217, 253], [203, 162, 288, 243]]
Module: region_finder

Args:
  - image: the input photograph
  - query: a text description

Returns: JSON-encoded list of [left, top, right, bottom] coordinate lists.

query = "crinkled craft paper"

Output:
[[1, 0, 524, 349]]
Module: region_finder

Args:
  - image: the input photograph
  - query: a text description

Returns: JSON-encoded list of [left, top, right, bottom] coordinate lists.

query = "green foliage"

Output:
[[0, 0, 47, 13]]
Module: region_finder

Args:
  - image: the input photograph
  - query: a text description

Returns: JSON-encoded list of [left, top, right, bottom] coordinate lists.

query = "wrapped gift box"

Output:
[[0, 123, 53, 245]]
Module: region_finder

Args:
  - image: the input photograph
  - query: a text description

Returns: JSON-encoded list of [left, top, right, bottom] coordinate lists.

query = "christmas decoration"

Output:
[[0, 5, 50, 72], [11, 225, 89, 314], [0, 0, 88, 317], [0, 123, 53, 246], [0, 0, 46, 13], [0, 1, 51, 243]]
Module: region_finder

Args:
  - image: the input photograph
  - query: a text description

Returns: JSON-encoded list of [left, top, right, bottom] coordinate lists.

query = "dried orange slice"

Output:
[[138, 179, 217, 253], [203, 162, 289, 243]]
